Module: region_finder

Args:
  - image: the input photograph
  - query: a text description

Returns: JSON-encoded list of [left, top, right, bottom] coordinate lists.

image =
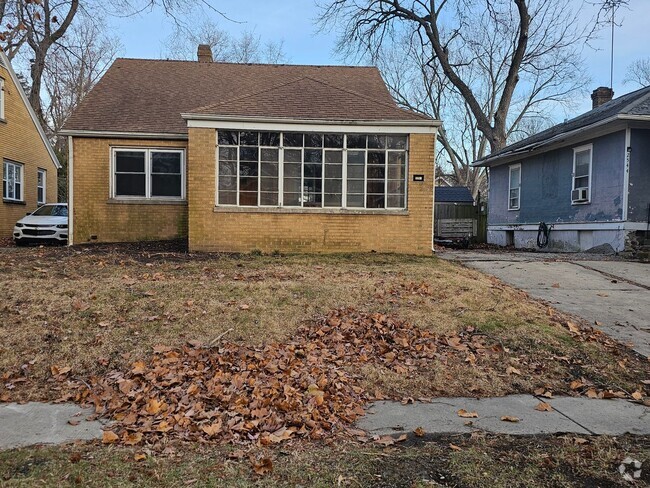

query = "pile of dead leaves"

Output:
[[80, 308, 500, 448]]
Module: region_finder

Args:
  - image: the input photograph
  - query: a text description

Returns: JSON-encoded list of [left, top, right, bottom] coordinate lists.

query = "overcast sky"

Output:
[[111, 0, 650, 117]]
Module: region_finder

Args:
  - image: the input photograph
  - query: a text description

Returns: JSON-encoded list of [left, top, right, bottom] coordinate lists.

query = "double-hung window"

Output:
[[3, 160, 23, 202], [571, 145, 592, 204], [37, 168, 46, 205], [112, 148, 185, 200], [508, 164, 521, 211], [216, 131, 408, 210]]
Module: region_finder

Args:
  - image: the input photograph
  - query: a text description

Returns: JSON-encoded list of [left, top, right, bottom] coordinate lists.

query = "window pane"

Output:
[[325, 178, 342, 193], [324, 134, 344, 148], [347, 165, 364, 179], [509, 168, 520, 188], [283, 178, 302, 193], [324, 193, 342, 207], [387, 135, 407, 150], [239, 177, 258, 192], [388, 164, 406, 180], [284, 149, 302, 163], [387, 180, 405, 194], [368, 135, 386, 149], [38, 188, 44, 203], [152, 174, 182, 197], [368, 151, 386, 165], [261, 148, 279, 162], [261, 162, 279, 177], [347, 150, 365, 165], [219, 147, 237, 161], [367, 166, 385, 179], [219, 161, 237, 176], [304, 163, 322, 178], [347, 194, 364, 208], [388, 151, 406, 166], [116, 174, 145, 196], [260, 178, 279, 192], [219, 176, 237, 191], [387, 195, 405, 208], [152, 152, 181, 174], [260, 192, 279, 206], [219, 191, 237, 205], [240, 131, 259, 146], [325, 151, 343, 164], [240, 161, 258, 177], [284, 163, 301, 178], [366, 180, 385, 194], [283, 133, 303, 147], [115, 152, 145, 173], [305, 133, 322, 148], [325, 164, 342, 179], [347, 180, 364, 193], [347, 134, 367, 149], [240, 147, 258, 162], [575, 176, 589, 188], [304, 149, 322, 163], [239, 192, 258, 206], [218, 130, 238, 145], [260, 132, 280, 147], [366, 194, 385, 208], [284, 192, 301, 206]]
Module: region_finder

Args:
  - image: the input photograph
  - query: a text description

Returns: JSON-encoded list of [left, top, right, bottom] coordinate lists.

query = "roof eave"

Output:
[[472, 114, 638, 168], [59, 129, 189, 140], [182, 113, 441, 134]]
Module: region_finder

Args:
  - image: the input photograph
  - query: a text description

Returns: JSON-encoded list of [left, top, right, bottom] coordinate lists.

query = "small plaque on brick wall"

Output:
[[413, 174, 425, 182]]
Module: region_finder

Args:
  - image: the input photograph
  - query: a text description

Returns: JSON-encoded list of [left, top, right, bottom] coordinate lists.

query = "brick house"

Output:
[[1, 50, 60, 238], [62, 46, 440, 254]]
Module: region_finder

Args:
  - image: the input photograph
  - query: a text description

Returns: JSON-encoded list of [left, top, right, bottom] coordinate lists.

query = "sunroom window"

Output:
[[112, 148, 185, 200], [216, 131, 408, 210]]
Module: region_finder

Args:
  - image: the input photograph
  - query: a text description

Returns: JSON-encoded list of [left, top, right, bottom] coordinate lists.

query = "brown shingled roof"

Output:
[[63, 58, 433, 135]]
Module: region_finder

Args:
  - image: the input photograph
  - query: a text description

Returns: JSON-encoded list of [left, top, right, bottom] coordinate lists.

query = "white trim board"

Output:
[[186, 117, 439, 134], [488, 221, 646, 232], [67, 135, 74, 245]]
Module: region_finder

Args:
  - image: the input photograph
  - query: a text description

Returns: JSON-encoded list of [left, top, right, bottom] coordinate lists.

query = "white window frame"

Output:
[[571, 144, 592, 205], [3, 160, 23, 202], [37, 168, 46, 205], [508, 163, 521, 211], [215, 131, 409, 211], [0, 78, 5, 120], [110, 147, 186, 201]]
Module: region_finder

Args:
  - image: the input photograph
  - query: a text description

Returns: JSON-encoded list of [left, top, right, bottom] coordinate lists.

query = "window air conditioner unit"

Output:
[[572, 187, 589, 202]]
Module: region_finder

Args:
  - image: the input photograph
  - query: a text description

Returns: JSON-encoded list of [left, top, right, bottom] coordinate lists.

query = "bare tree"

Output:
[[164, 19, 287, 63], [358, 1, 587, 198], [624, 58, 650, 88], [319, 0, 590, 162]]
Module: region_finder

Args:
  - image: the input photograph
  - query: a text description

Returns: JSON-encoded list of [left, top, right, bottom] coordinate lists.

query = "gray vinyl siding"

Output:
[[628, 128, 650, 223], [488, 130, 626, 225]]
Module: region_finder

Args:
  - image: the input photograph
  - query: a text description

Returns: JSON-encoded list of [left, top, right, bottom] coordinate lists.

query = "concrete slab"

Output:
[[544, 397, 650, 436], [0, 403, 104, 450], [358, 396, 590, 436], [439, 251, 650, 357], [357, 396, 650, 437]]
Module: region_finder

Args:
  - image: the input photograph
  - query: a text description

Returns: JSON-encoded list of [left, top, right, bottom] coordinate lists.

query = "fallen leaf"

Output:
[[449, 443, 462, 451], [68, 420, 81, 426], [250, 457, 273, 475], [631, 391, 643, 401], [551, 283, 561, 288], [501, 416, 520, 423], [506, 366, 522, 376], [535, 402, 553, 412], [50, 365, 71, 376], [123, 432, 143, 446], [457, 409, 478, 418], [102, 431, 119, 444], [201, 421, 223, 437], [566, 321, 581, 334], [414, 427, 425, 437], [134, 453, 147, 462]]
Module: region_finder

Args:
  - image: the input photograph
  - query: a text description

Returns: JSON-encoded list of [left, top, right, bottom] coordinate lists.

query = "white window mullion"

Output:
[[342, 135, 348, 208], [278, 141, 284, 207]]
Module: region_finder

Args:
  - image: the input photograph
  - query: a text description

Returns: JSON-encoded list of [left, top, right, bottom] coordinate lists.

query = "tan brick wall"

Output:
[[71, 137, 188, 244], [188, 128, 435, 255], [0, 64, 58, 238]]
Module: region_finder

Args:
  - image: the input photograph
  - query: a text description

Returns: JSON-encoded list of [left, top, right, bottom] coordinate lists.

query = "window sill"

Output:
[[214, 206, 409, 216], [571, 201, 591, 206], [107, 198, 187, 206], [3, 199, 25, 205], [508, 208, 520, 212], [0, 118, 6, 125]]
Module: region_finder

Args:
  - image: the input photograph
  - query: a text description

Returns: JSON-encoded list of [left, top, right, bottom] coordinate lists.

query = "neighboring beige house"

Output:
[[62, 46, 440, 254], [0, 50, 60, 238]]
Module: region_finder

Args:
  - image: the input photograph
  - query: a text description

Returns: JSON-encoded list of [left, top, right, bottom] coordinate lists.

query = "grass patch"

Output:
[[0, 244, 648, 403]]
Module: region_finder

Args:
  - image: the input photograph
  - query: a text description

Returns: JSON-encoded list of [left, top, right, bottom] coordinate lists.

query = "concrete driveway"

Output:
[[439, 250, 650, 357]]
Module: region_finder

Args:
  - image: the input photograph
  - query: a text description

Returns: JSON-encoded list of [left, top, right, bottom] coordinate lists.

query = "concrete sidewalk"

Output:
[[439, 250, 650, 357], [0, 403, 104, 450], [357, 395, 650, 437]]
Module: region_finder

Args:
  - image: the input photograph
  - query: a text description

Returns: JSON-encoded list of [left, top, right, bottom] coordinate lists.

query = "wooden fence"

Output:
[[434, 202, 488, 243]]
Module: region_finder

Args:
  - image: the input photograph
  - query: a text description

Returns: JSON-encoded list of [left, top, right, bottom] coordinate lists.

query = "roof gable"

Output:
[[64, 59, 433, 135]]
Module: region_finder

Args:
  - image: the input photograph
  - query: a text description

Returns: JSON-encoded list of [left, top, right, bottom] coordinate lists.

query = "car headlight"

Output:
[[15, 223, 24, 228], [56, 224, 68, 229]]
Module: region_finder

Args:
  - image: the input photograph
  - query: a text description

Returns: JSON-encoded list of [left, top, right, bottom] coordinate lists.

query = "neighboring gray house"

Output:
[[474, 86, 650, 253]]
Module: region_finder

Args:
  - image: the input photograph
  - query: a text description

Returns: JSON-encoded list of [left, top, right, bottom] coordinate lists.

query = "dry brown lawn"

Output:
[[0, 242, 648, 404]]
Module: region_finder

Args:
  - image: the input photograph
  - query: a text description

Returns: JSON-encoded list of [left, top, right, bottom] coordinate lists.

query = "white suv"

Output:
[[13, 204, 68, 245]]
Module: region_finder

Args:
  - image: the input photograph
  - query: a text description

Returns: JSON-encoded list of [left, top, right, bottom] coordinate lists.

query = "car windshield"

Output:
[[31, 205, 68, 217]]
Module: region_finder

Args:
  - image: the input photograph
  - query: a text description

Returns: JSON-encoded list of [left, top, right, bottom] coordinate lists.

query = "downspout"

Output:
[[431, 130, 439, 253], [622, 127, 631, 223], [67, 136, 74, 246]]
